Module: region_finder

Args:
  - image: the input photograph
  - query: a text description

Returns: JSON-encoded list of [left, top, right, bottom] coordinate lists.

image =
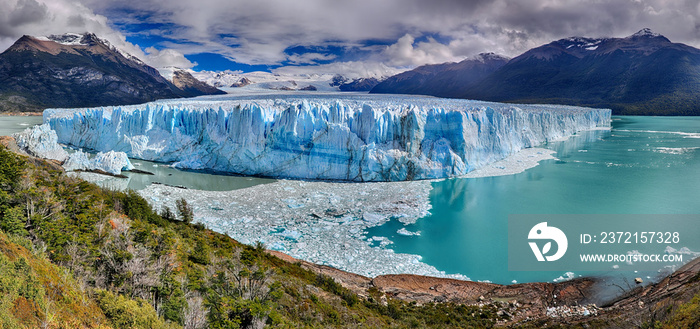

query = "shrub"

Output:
[[96, 289, 180, 329]]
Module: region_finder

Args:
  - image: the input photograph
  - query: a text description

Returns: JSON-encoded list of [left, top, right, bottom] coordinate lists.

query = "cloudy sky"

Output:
[[2, 0, 700, 77]]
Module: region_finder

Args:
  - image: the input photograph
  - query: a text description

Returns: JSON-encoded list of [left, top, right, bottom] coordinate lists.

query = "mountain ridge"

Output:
[[0, 33, 223, 112], [370, 52, 510, 97], [372, 29, 700, 115]]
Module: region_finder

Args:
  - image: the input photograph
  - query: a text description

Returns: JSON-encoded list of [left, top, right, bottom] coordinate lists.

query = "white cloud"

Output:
[[287, 52, 337, 65], [381, 34, 462, 67], [3, 0, 700, 76], [70, 0, 700, 71], [144, 47, 196, 69], [0, 0, 195, 70]]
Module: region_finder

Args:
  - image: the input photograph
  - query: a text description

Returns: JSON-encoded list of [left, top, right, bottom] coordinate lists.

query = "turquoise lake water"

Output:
[[367, 116, 700, 285], [0, 115, 43, 135]]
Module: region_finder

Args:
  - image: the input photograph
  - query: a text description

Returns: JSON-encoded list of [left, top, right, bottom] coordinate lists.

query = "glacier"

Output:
[[13, 124, 69, 162], [13, 124, 133, 175], [44, 94, 611, 181]]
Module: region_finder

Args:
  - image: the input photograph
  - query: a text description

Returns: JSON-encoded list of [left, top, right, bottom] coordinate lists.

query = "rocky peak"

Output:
[[41, 32, 105, 47], [171, 69, 226, 96], [77, 32, 103, 46], [629, 28, 662, 38], [38, 32, 146, 65], [474, 52, 510, 63], [624, 28, 670, 43], [230, 77, 252, 87]]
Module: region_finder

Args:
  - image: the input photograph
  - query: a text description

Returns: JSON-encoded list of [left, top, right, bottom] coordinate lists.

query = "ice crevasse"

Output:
[[44, 94, 611, 182]]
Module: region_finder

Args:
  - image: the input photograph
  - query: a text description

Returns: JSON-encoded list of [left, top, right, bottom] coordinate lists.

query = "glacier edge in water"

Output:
[[44, 94, 611, 182]]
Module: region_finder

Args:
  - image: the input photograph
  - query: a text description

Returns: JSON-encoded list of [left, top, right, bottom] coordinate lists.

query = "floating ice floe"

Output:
[[63, 150, 134, 175], [138, 178, 475, 279], [654, 146, 700, 155], [553, 271, 576, 282], [396, 228, 421, 236]]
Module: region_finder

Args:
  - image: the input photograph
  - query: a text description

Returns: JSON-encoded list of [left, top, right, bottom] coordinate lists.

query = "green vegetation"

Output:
[[660, 293, 700, 329], [0, 144, 510, 328], [638, 292, 700, 329], [2, 144, 698, 328]]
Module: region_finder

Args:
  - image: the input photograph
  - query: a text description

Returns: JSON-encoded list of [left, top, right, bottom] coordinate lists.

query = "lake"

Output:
[[367, 116, 700, 285]]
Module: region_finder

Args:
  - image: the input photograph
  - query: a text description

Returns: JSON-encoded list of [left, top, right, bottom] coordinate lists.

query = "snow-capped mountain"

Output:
[[0, 33, 223, 112], [191, 70, 386, 93], [463, 28, 700, 115], [192, 70, 337, 91], [170, 69, 226, 97], [374, 29, 700, 115], [38, 32, 146, 65]]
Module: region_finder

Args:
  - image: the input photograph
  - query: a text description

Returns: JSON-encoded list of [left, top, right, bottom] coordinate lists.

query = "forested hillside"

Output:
[[0, 145, 511, 328]]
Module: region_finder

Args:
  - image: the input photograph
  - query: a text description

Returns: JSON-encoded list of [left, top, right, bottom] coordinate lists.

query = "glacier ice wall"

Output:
[[44, 94, 610, 181]]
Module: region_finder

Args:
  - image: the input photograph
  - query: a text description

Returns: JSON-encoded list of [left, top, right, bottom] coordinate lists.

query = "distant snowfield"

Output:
[[191, 70, 341, 93], [189, 69, 399, 92]]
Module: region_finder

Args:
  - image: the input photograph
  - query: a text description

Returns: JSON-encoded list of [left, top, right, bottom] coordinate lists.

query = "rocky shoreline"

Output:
[[268, 248, 700, 327], [0, 111, 43, 116]]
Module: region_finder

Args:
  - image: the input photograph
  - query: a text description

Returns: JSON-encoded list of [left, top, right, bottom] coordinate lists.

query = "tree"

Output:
[[0, 206, 27, 236], [0, 146, 25, 191], [183, 293, 208, 329], [206, 254, 282, 329], [160, 206, 175, 222], [175, 199, 193, 224]]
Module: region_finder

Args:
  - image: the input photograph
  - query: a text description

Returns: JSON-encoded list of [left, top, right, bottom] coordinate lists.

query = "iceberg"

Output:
[[45, 94, 610, 181], [63, 150, 134, 175], [13, 124, 69, 161], [62, 150, 91, 171]]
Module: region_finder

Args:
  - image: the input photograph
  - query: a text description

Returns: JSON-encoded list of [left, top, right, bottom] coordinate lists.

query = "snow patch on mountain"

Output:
[[37, 32, 146, 65]]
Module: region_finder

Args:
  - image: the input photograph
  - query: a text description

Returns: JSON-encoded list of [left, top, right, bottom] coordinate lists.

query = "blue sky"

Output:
[[105, 7, 403, 72], [2, 0, 700, 76]]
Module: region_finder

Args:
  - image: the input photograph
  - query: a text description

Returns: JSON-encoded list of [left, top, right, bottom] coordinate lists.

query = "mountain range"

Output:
[[0, 33, 223, 112], [3, 29, 699, 115], [370, 53, 510, 97], [372, 29, 700, 115]]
